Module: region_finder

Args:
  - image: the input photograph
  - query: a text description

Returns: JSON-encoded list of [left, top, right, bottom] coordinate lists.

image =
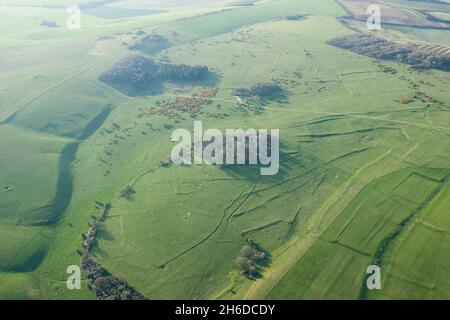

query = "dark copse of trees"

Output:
[[81, 254, 146, 300], [120, 185, 136, 199], [79, 200, 141, 299], [285, 13, 307, 21], [40, 20, 59, 28], [233, 81, 283, 99], [235, 241, 269, 278], [327, 34, 450, 72], [129, 34, 171, 54], [99, 55, 210, 91]]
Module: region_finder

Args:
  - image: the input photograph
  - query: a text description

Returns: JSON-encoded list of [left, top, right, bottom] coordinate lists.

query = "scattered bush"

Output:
[[285, 13, 307, 21], [399, 98, 413, 104]]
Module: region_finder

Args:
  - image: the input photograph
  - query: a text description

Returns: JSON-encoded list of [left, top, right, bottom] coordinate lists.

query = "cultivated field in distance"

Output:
[[338, 0, 450, 28]]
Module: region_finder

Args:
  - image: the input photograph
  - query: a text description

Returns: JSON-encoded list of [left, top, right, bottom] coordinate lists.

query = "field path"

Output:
[[243, 148, 393, 299], [140, 93, 450, 132], [0, 54, 119, 124]]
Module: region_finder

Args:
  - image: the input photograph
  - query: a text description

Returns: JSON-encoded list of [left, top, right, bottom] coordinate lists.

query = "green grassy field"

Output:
[[0, 0, 449, 300], [267, 167, 449, 299]]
